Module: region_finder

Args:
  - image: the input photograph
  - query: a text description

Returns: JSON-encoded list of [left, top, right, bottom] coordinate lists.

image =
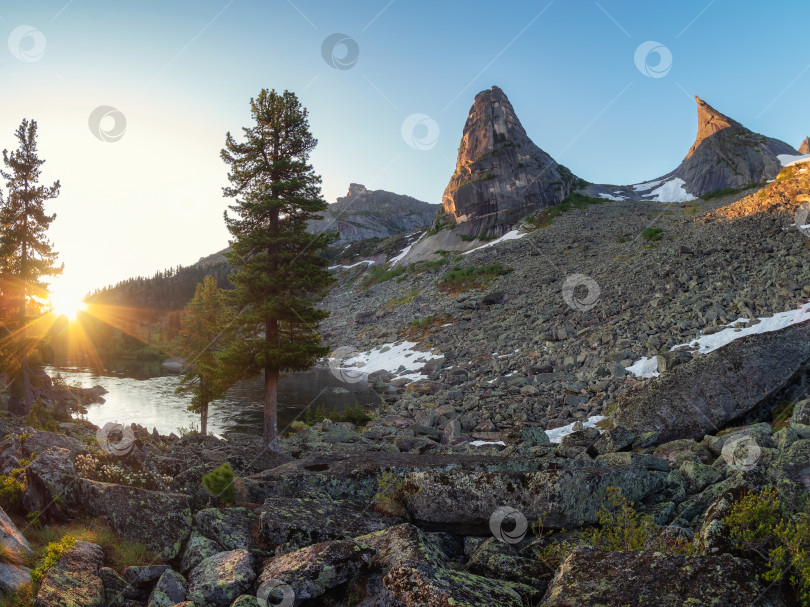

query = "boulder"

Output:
[[612, 320, 810, 444], [23, 447, 80, 521], [400, 465, 665, 531], [180, 531, 224, 574], [354, 524, 445, 570], [22, 431, 86, 459], [540, 546, 786, 606], [148, 569, 187, 607], [466, 537, 549, 590], [0, 506, 33, 565], [99, 567, 139, 605], [382, 561, 536, 607], [260, 496, 398, 547], [34, 541, 105, 607], [256, 540, 374, 604], [80, 480, 192, 559], [122, 565, 172, 591], [187, 550, 255, 607], [0, 563, 32, 596], [194, 508, 259, 551]]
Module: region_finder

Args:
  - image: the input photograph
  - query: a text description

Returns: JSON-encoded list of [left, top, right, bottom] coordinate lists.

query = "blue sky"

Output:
[[0, 0, 808, 297]]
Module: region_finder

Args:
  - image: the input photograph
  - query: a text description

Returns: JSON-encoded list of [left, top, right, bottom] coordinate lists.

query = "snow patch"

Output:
[[597, 192, 627, 201], [627, 303, 810, 377], [336, 340, 442, 382], [390, 232, 425, 266], [328, 260, 374, 270], [647, 177, 695, 202], [545, 416, 606, 444], [462, 230, 526, 255], [778, 153, 810, 168], [632, 179, 664, 192], [470, 440, 506, 447]]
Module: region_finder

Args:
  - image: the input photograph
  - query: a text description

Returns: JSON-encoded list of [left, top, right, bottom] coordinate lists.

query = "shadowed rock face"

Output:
[[437, 86, 579, 236], [800, 136, 810, 154], [307, 184, 437, 243]]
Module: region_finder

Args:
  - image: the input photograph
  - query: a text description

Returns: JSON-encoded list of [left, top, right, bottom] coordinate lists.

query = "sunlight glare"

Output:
[[51, 289, 88, 320]]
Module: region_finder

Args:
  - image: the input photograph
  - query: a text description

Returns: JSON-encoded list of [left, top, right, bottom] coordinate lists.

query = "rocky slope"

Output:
[[308, 183, 437, 243], [433, 86, 580, 237], [584, 96, 800, 202]]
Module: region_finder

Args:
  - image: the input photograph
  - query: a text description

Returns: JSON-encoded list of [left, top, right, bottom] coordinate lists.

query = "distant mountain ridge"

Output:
[[308, 183, 437, 243]]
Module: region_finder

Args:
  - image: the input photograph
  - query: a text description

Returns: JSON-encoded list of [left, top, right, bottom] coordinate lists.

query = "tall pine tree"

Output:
[[221, 89, 336, 451], [176, 275, 232, 435], [0, 119, 61, 415]]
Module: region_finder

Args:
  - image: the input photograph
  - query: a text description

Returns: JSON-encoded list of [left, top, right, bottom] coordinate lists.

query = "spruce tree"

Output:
[[0, 119, 61, 415], [221, 89, 336, 451], [175, 275, 232, 435]]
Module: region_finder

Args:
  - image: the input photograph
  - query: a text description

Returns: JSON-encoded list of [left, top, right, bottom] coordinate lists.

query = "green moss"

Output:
[[31, 535, 76, 588]]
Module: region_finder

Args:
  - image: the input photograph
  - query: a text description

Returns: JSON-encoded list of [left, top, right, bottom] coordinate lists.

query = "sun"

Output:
[[50, 289, 87, 320]]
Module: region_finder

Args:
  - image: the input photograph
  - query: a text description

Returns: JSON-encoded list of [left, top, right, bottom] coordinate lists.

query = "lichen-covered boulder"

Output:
[[466, 537, 549, 591], [80, 480, 192, 559], [382, 561, 536, 607], [180, 531, 223, 574], [148, 569, 187, 607], [187, 550, 255, 607], [256, 540, 374, 603], [34, 541, 105, 607], [99, 566, 138, 606], [400, 466, 665, 530], [0, 506, 33, 565], [22, 431, 87, 459], [122, 565, 171, 591], [0, 563, 31, 596], [260, 496, 398, 547], [23, 448, 80, 521], [194, 508, 258, 551], [229, 597, 259, 607], [540, 546, 787, 606], [354, 524, 445, 570]]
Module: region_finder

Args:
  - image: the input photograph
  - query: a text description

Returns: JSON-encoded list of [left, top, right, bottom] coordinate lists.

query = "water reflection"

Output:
[[46, 358, 382, 437]]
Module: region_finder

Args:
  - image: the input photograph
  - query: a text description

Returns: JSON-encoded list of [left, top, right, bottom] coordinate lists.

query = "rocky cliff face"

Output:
[[436, 86, 579, 236], [308, 184, 437, 243], [799, 136, 810, 154]]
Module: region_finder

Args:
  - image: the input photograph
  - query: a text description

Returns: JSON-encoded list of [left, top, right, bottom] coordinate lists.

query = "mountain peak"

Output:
[[799, 137, 810, 155], [438, 86, 578, 236], [685, 96, 740, 160]]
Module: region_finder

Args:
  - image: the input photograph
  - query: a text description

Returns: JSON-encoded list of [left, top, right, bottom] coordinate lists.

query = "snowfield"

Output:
[[462, 229, 526, 255], [334, 340, 443, 382], [778, 153, 810, 168], [647, 177, 696, 202]]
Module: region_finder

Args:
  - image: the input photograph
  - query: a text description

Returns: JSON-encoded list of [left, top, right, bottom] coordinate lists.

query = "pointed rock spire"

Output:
[[438, 86, 578, 236], [799, 137, 810, 155], [684, 96, 740, 160]]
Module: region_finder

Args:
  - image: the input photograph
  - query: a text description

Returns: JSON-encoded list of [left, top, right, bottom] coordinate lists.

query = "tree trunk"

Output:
[[201, 402, 208, 436], [263, 367, 279, 451]]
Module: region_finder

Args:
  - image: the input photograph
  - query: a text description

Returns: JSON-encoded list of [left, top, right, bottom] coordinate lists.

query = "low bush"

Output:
[[202, 463, 237, 505]]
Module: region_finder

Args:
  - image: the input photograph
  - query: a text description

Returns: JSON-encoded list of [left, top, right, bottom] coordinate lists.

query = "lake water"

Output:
[[46, 360, 382, 437]]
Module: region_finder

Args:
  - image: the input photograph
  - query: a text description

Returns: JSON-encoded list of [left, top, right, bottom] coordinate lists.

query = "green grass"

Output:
[[303, 403, 372, 426], [438, 263, 512, 292], [642, 227, 664, 242], [360, 265, 406, 288], [526, 193, 604, 229], [701, 184, 761, 200]]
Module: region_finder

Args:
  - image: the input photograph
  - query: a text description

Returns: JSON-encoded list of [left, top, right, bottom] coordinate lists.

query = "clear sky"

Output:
[[1, 0, 808, 301]]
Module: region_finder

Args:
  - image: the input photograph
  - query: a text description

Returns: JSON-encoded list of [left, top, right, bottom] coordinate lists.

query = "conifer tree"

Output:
[[176, 275, 232, 435], [221, 89, 336, 451], [0, 119, 61, 415]]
